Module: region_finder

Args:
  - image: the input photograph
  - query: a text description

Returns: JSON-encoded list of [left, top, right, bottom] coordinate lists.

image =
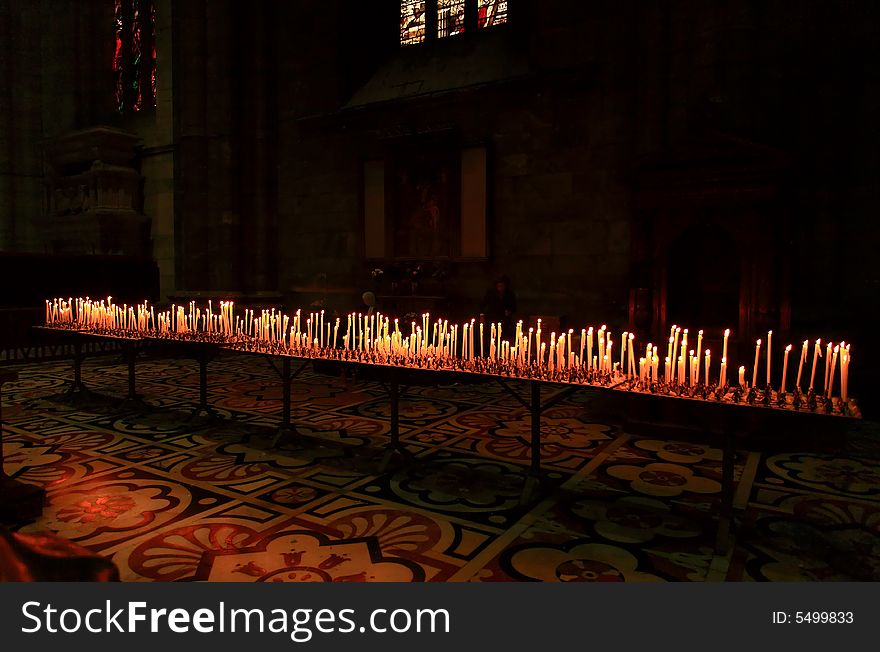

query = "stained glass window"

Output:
[[113, 0, 157, 114], [401, 1, 426, 46], [438, 1, 465, 38], [400, 0, 507, 46], [478, 0, 508, 28]]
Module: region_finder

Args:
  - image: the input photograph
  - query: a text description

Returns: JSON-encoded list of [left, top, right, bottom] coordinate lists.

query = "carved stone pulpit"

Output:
[[41, 127, 150, 257]]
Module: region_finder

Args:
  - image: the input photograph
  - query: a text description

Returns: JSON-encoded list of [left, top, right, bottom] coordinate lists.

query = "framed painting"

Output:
[[363, 143, 488, 261]]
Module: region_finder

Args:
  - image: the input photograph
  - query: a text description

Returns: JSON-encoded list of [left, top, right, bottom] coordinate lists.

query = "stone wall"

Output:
[[1, 0, 877, 352], [272, 0, 880, 339]]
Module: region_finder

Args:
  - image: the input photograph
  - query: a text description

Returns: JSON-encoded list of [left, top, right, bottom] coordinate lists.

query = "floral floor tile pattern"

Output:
[[2, 353, 879, 581]]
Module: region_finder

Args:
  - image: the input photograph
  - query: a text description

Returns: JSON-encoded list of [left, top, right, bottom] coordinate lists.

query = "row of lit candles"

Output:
[[44, 297, 853, 402]]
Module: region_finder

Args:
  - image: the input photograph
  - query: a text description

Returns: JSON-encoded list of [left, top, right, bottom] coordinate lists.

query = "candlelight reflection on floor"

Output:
[[3, 354, 878, 581]]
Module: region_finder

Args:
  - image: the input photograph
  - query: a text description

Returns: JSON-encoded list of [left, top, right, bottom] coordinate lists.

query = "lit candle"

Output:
[[720, 357, 727, 389], [672, 327, 681, 379], [688, 350, 695, 385], [752, 339, 761, 388], [620, 332, 627, 371], [781, 344, 792, 394], [809, 339, 821, 391], [695, 330, 703, 384], [827, 345, 840, 399], [628, 333, 636, 377], [738, 365, 745, 387], [766, 330, 772, 387], [606, 339, 613, 374], [528, 327, 533, 364], [796, 340, 807, 391], [586, 327, 593, 370], [823, 341, 832, 394], [722, 328, 730, 363], [580, 329, 586, 367], [705, 349, 711, 385]]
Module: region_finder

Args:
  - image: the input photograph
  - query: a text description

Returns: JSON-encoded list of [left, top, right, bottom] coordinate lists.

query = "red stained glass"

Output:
[[132, 0, 141, 111], [113, 0, 124, 113], [478, 0, 508, 28], [438, 1, 465, 38], [401, 1, 426, 46], [400, 0, 507, 46], [113, 0, 156, 114], [150, 1, 157, 103]]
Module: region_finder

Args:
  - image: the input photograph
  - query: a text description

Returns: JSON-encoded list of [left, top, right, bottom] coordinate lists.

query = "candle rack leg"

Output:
[[266, 357, 346, 448], [118, 344, 149, 413], [64, 341, 93, 403], [378, 377, 413, 473], [271, 358, 294, 448], [187, 351, 221, 422], [714, 429, 737, 555], [520, 381, 543, 505]]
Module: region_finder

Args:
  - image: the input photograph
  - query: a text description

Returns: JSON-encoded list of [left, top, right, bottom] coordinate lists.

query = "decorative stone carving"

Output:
[[40, 127, 150, 257]]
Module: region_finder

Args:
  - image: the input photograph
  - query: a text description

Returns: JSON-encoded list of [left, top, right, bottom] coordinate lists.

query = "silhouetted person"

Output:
[[481, 275, 516, 336]]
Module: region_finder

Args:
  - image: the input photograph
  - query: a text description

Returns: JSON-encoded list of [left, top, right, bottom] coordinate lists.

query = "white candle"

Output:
[[827, 345, 839, 398], [628, 333, 636, 377], [738, 365, 745, 387], [705, 350, 711, 385], [752, 340, 761, 388], [695, 330, 703, 384], [586, 327, 593, 370], [766, 330, 772, 387], [781, 344, 792, 393], [809, 339, 821, 391], [823, 341, 832, 393], [796, 340, 807, 390], [688, 350, 695, 385], [578, 329, 585, 366], [722, 328, 730, 363], [672, 327, 681, 379]]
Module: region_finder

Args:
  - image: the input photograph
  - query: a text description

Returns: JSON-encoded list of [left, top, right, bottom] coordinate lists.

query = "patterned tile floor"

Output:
[[2, 352, 879, 582]]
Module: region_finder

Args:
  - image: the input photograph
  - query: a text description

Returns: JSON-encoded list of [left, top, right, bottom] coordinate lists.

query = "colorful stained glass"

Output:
[[400, 1, 507, 46], [132, 0, 142, 111], [438, 0, 465, 38], [478, 0, 508, 28], [113, 0, 125, 112], [113, 0, 156, 114], [150, 1, 157, 104], [401, 1, 426, 46]]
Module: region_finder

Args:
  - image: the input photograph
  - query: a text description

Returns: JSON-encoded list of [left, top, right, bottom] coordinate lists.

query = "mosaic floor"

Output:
[[2, 352, 879, 582]]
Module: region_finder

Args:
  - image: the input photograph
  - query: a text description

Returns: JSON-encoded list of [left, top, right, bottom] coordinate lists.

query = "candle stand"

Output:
[[33, 298, 861, 554]]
